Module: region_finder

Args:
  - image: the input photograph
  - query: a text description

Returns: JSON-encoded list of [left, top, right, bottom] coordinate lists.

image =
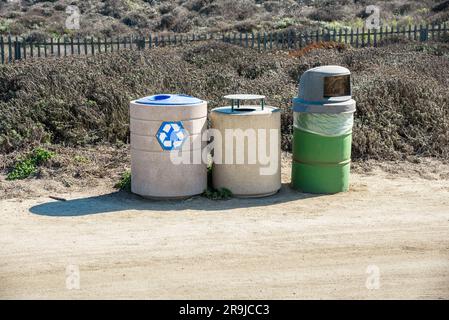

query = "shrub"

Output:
[[121, 12, 148, 28], [7, 147, 55, 180], [203, 188, 233, 200], [114, 170, 131, 192]]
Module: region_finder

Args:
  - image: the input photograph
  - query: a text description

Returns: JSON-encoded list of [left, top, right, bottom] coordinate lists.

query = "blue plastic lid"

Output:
[[136, 94, 204, 106]]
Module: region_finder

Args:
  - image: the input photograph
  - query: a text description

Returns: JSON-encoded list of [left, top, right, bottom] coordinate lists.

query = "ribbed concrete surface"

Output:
[[130, 100, 207, 199], [210, 105, 281, 198]]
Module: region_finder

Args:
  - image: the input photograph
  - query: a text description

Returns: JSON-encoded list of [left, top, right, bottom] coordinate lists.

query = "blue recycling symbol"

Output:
[[156, 121, 187, 151]]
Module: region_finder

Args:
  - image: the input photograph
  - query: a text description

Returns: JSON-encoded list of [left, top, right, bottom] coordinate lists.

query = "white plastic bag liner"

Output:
[[294, 112, 354, 137]]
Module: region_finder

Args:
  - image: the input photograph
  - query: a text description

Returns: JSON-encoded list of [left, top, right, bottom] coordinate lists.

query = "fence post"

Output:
[[30, 39, 34, 58], [23, 39, 26, 60], [263, 32, 267, 50], [13, 36, 17, 61], [0, 36, 3, 64], [373, 28, 377, 47], [56, 37, 60, 56], [43, 38, 47, 57], [269, 32, 272, 50], [91, 37, 95, 55], [361, 27, 365, 47], [98, 37, 102, 53], [83, 38, 87, 55], [7, 35, 12, 63], [367, 28, 371, 46], [420, 25, 428, 42], [16, 37, 21, 61], [323, 29, 329, 42]]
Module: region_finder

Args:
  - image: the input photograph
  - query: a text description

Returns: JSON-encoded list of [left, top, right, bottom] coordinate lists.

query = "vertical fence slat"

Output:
[[361, 27, 366, 47], [13, 36, 17, 61], [373, 28, 377, 47], [8, 35, 12, 63], [43, 38, 47, 57], [263, 32, 267, 50], [30, 40, 34, 58], [269, 32, 272, 50], [0, 36, 4, 64], [57, 38, 61, 57], [23, 39, 26, 60]]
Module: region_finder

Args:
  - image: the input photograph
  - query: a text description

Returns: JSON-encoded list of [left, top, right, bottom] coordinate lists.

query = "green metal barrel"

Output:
[[291, 65, 356, 194], [291, 128, 352, 194]]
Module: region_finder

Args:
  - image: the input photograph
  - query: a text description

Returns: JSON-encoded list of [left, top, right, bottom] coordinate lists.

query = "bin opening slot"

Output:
[[323, 75, 351, 98], [233, 108, 257, 112]]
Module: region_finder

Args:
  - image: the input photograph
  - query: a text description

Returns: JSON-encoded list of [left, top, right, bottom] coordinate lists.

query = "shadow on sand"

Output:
[[29, 184, 324, 217]]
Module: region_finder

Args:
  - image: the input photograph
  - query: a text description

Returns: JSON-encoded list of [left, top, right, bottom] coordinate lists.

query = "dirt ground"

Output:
[[0, 156, 448, 299]]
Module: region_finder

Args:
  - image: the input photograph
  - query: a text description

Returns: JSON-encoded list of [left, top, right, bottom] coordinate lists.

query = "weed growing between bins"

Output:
[[114, 170, 131, 192], [202, 165, 233, 200], [6, 148, 55, 180], [202, 188, 233, 200]]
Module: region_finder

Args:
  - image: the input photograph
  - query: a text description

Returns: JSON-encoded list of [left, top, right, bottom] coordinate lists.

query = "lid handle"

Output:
[[223, 94, 266, 112]]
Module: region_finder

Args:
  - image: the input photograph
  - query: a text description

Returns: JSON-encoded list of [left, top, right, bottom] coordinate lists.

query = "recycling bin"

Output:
[[130, 94, 207, 199], [291, 66, 356, 194], [210, 94, 281, 198]]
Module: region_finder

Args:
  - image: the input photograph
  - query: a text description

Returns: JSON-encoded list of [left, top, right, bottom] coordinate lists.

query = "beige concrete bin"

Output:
[[130, 94, 207, 199], [210, 94, 281, 198]]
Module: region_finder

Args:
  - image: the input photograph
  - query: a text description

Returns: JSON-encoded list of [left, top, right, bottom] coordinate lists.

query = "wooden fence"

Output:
[[1, 23, 448, 64]]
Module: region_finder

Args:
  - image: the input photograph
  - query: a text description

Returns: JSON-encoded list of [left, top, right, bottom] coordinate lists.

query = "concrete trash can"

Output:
[[291, 66, 356, 194], [130, 94, 207, 199], [210, 94, 281, 198]]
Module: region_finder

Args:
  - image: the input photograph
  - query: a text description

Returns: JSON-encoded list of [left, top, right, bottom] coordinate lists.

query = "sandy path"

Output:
[[1, 161, 449, 299]]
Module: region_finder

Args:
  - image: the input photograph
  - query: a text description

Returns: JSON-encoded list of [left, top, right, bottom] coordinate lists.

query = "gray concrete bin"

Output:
[[130, 94, 207, 199], [210, 94, 281, 198]]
